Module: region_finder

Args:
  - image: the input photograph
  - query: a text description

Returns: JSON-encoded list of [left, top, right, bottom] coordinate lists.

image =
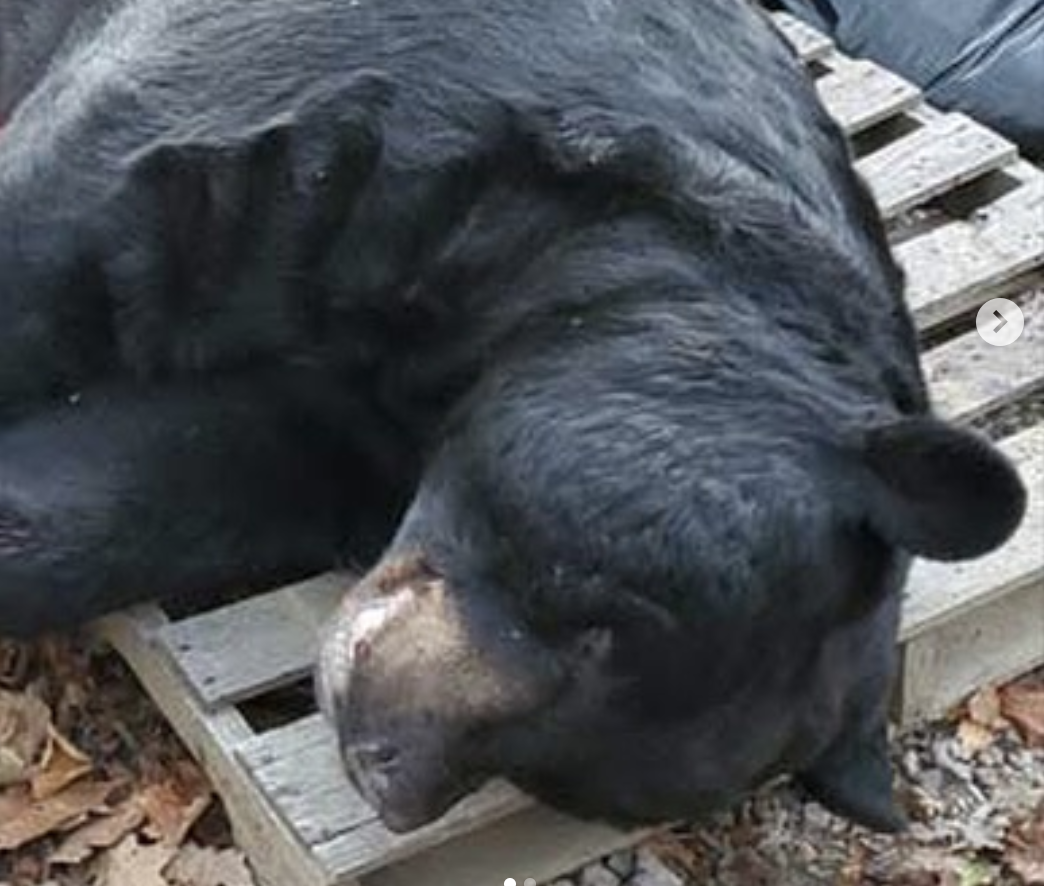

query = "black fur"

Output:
[[0, 0, 1026, 832]]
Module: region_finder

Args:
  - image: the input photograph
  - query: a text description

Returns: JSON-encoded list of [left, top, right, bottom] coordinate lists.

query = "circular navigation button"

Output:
[[976, 297, 1024, 347]]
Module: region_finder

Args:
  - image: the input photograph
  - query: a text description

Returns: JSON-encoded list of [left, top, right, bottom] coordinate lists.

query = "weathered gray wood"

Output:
[[94, 609, 333, 886], [902, 424, 1044, 641], [902, 161, 1044, 330], [238, 713, 530, 878], [772, 11, 833, 62], [899, 579, 1044, 724], [815, 57, 920, 135], [923, 292, 1044, 425], [856, 112, 1017, 219], [236, 714, 373, 846], [158, 573, 347, 708], [313, 790, 537, 882], [363, 805, 633, 886]]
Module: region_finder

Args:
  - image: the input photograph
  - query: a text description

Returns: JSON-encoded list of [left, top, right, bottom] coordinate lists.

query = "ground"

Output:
[[1, 635, 1041, 886]]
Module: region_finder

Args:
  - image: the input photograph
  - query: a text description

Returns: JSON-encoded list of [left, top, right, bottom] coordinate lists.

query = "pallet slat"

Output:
[[362, 805, 631, 886], [856, 113, 1018, 219], [96, 609, 331, 886], [313, 788, 532, 881], [902, 162, 1044, 329], [923, 292, 1044, 424], [773, 11, 833, 62], [158, 574, 346, 708], [899, 580, 1044, 724], [815, 58, 921, 135], [237, 713, 530, 879], [236, 715, 373, 845]]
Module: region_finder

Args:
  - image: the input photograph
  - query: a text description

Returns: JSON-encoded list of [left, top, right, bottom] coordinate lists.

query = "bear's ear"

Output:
[[110, 68, 391, 253], [95, 70, 392, 375], [858, 416, 1026, 561], [99, 68, 391, 276]]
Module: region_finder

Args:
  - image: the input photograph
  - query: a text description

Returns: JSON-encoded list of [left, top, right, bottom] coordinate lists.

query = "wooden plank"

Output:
[[902, 162, 1044, 330], [94, 608, 332, 886], [922, 292, 1044, 425], [363, 804, 633, 886], [901, 423, 1044, 641], [236, 714, 372, 846], [238, 713, 531, 878], [898, 579, 1044, 724], [158, 573, 347, 708], [314, 791, 538, 882], [856, 113, 1017, 219], [772, 11, 833, 62], [815, 57, 920, 135]]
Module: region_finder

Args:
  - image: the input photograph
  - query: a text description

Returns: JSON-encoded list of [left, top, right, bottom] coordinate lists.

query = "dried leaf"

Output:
[[956, 858, 996, 886], [966, 686, 1005, 729], [139, 761, 213, 847], [0, 689, 51, 786], [1001, 685, 1044, 747], [1006, 805, 1044, 885], [0, 778, 120, 851], [1008, 851, 1044, 886], [838, 843, 867, 885], [164, 843, 257, 886], [50, 800, 146, 865], [957, 720, 996, 755], [31, 724, 94, 800], [0, 639, 31, 689], [92, 834, 176, 886]]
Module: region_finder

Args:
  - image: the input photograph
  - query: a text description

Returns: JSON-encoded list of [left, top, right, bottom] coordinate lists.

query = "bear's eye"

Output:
[[353, 638, 372, 663]]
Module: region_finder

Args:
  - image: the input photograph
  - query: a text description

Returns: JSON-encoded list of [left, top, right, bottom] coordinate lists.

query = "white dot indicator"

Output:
[[976, 297, 1024, 346], [504, 880, 516, 886]]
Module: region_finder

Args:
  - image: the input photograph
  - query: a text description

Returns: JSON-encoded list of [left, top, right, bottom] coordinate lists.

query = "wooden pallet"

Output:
[[93, 15, 1044, 886]]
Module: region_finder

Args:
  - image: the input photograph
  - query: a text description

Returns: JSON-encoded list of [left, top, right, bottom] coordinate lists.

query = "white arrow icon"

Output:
[[976, 298, 1024, 346]]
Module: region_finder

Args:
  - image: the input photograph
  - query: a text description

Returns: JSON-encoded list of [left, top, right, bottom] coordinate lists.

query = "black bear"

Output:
[[0, 0, 1026, 834], [0, 0, 106, 123]]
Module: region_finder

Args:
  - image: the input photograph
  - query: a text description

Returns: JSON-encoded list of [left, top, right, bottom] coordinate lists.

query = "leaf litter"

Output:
[[0, 636, 255, 886]]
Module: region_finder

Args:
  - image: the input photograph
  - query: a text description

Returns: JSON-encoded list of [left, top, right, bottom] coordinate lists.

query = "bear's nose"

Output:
[[354, 741, 401, 771], [338, 738, 403, 815]]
